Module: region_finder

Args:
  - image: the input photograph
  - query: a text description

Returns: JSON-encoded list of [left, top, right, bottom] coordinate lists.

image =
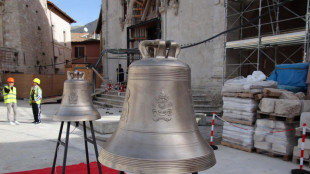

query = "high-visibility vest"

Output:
[[3, 85, 17, 104], [29, 86, 42, 104]]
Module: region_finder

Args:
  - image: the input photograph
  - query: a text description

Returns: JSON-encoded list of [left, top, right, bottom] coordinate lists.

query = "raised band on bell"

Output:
[[98, 40, 216, 174]]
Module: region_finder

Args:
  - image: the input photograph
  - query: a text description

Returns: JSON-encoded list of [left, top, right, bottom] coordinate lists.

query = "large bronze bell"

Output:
[[54, 71, 101, 121], [98, 40, 216, 173]]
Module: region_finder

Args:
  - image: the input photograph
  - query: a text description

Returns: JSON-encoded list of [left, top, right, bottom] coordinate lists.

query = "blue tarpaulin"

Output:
[[268, 62, 309, 92]]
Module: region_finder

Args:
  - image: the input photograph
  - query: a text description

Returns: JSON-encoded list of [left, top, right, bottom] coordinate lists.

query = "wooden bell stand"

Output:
[[51, 121, 102, 174]]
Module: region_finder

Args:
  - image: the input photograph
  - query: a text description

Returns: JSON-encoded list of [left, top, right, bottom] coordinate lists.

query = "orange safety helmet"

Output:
[[7, 77, 15, 83]]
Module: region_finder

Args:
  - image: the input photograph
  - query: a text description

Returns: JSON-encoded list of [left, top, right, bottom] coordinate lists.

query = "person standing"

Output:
[[3, 77, 19, 125], [116, 64, 124, 87], [29, 78, 42, 124]]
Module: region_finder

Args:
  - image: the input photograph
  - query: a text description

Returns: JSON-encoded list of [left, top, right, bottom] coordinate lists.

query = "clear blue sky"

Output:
[[49, 0, 101, 26]]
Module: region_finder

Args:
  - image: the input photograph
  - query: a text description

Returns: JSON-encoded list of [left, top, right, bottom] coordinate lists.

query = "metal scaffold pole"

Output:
[[304, 0, 310, 62], [223, 0, 227, 85], [257, 0, 262, 71]]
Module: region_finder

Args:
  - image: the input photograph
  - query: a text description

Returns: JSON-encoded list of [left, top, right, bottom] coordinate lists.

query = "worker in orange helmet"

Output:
[[3, 77, 20, 125]]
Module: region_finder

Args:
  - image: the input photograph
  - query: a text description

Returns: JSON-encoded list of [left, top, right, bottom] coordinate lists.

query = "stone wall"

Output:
[[100, 0, 225, 107], [2, 0, 54, 74], [1, 0, 72, 74], [163, 0, 225, 105]]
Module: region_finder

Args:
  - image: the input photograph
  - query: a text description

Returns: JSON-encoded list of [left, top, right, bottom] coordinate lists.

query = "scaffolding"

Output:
[[224, 0, 310, 80]]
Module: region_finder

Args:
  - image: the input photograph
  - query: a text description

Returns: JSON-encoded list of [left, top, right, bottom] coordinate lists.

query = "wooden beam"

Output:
[[142, 0, 147, 7], [141, 0, 153, 21]]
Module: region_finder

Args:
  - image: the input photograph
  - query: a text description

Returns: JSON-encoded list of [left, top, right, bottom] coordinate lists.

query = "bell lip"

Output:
[[53, 115, 101, 121], [99, 148, 216, 174]]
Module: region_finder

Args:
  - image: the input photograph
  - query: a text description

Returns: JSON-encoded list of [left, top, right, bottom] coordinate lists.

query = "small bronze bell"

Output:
[[98, 40, 216, 174], [53, 71, 101, 121]]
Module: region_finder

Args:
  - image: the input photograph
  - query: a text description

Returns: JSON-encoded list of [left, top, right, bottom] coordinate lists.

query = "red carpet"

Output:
[[5, 161, 123, 174]]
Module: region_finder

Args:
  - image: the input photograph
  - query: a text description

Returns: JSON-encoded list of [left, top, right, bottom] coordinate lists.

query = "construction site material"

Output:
[[221, 92, 260, 99], [220, 141, 254, 153], [222, 97, 257, 125], [262, 88, 285, 98], [279, 91, 300, 100], [256, 148, 292, 161], [296, 92, 307, 100], [222, 122, 254, 149], [298, 138, 310, 149], [301, 112, 310, 128], [223, 97, 257, 112], [293, 146, 310, 159], [292, 157, 310, 168], [257, 111, 300, 124], [222, 79, 277, 94], [274, 99, 301, 117], [254, 119, 297, 156], [259, 98, 277, 113], [268, 63, 309, 93], [301, 100, 310, 113]]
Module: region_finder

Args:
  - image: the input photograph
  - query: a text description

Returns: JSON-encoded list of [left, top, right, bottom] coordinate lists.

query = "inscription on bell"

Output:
[[152, 90, 173, 121], [69, 89, 78, 104]]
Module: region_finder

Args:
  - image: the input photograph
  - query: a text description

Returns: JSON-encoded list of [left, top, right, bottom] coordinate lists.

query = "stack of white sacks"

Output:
[[221, 71, 277, 148], [222, 97, 257, 148], [221, 72, 277, 94], [254, 119, 297, 155], [223, 97, 258, 123], [222, 122, 255, 148]]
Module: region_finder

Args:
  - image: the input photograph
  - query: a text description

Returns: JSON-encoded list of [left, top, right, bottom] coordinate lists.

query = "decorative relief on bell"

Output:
[[152, 90, 173, 121], [69, 89, 78, 104], [121, 88, 130, 122]]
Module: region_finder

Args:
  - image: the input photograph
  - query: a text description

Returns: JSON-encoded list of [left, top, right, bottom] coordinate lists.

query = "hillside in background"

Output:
[[71, 19, 98, 33]]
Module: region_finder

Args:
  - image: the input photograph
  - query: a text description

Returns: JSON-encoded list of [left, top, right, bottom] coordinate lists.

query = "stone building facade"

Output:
[[97, 0, 225, 109], [0, 0, 75, 74]]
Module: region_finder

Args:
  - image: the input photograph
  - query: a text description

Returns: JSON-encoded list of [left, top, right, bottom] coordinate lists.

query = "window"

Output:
[[75, 47, 84, 58], [63, 31, 66, 46]]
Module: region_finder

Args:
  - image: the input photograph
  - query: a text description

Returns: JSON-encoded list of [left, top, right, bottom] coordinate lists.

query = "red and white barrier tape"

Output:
[[215, 114, 250, 131]]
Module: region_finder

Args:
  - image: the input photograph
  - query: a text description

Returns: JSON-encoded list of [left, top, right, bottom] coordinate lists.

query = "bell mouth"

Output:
[[53, 114, 100, 121], [53, 106, 101, 121], [99, 148, 216, 174], [98, 129, 216, 174]]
